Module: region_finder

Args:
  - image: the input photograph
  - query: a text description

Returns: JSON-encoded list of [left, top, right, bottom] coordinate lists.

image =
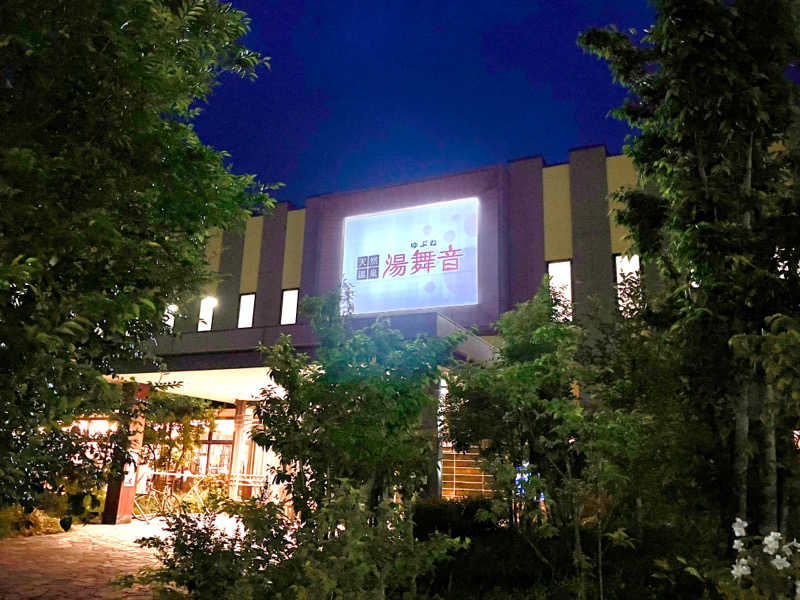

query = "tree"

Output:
[[139, 392, 215, 475], [580, 0, 800, 538], [254, 292, 461, 517], [0, 0, 274, 508], [126, 293, 464, 597], [443, 282, 647, 599]]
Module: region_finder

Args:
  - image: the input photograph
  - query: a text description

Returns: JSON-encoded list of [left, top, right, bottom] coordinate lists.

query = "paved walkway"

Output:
[[0, 519, 167, 599]]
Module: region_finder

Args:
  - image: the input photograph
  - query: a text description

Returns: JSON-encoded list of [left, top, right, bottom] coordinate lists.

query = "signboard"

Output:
[[342, 197, 479, 314]]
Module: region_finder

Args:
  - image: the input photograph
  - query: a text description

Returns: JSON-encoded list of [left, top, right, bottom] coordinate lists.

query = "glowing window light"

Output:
[[281, 290, 298, 325], [547, 260, 572, 321], [164, 304, 178, 330], [615, 254, 641, 314], [197, 296, 217, 332], [615, 254, 640, 285], [238, 294, 255, 328]]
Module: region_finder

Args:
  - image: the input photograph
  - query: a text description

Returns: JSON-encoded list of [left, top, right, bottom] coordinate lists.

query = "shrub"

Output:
[[0, 505, 63, 538], [132, 484, 462, 599]]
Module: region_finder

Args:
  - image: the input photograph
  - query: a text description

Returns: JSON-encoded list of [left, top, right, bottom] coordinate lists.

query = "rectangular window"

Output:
[[237, 293, 255, 328], [197, 296, 217, 332], [163, 304, 178, 331], [615, 254, 640, 313], [280, 289, 299, 325], [615, 254, 640, 285], [547, 260, 572, 321]]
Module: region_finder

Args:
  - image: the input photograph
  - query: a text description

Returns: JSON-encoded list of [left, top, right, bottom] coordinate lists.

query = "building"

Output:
[[108, 145, 640, 520]]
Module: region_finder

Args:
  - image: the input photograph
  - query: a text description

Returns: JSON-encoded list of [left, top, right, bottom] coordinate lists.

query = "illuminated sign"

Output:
[[342, 197, 479, 314]]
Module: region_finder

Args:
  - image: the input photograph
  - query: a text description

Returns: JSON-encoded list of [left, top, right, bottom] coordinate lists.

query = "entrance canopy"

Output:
[[115, 313, 495, 404], [111, 367, 274, 404]]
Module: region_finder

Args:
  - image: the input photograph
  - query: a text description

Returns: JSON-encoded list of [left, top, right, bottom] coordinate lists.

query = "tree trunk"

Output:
[[734, 385, 750, 520], [575, 503, 585, 600], [762, 385, 779, 533], [598, 516, 604, 600], [635, 496, 643, 542], [567, 460, 586, 600]]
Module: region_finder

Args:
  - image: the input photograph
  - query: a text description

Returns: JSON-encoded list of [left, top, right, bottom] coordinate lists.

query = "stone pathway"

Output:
[[0, 519, 167, 599]]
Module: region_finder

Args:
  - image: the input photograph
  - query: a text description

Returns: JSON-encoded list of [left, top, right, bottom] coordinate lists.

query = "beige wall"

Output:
[[281, 209, 305, 290], [239, 216, 264, 294], [542, 164, 572, 262], [606, 155, 638, 255], [203, 229, 223, 295]]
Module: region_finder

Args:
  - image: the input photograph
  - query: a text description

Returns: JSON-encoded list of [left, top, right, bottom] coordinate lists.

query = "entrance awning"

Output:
[[114, 312, 496, 404], [110, 367, 274, 404]]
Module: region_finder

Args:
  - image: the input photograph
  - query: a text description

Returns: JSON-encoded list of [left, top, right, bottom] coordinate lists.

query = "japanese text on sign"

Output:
[[342, 197, 479, 314]]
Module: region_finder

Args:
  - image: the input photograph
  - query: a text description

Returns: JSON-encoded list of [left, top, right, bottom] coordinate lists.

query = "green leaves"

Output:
[[579, 0, 800, 584], [0, 0, 275, 507], [256, 291, 460, 515]]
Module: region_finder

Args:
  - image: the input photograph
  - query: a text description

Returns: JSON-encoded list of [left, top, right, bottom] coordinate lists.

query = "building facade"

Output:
[[120, 144, 639, 504]]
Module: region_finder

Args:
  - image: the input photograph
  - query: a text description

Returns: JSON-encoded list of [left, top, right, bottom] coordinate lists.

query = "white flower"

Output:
[[733, 539, 744, 551], [732, 557, 751, 579], [771, 554, 791, 570], [733, 518, 748, 537], [794, 579, 800, 600], [764, 531, 782, 555]]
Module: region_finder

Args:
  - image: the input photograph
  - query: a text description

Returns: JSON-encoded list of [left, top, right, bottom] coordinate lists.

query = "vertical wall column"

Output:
[[254, 203, 289, 327], [212, 232, 245, 330], [102, 383, 148, 524], [299, 198, 322, 310], [569, 146, 614, 320], [507, 156, 545, 307], [228, 399, 251, 500]]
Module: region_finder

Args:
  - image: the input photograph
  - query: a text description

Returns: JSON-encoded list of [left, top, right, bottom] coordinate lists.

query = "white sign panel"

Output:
[[342, 197, 479, 314]]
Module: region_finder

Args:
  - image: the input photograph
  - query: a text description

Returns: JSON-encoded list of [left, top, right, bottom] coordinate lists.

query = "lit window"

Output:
[[237, 294, 255, 328], [197, 296, 217, 332], [280, 289, 299, 325], [214, 419, 236, 440], [615, 254, 640, 285], [547, 260, 572, 321], [164, 304, 178, 330], [615, 255, 640, 313]]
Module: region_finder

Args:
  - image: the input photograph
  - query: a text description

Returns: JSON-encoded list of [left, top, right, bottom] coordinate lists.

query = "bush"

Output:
[[413, 496, 495, 540], [412, 497, 565, 599], [132, 485, 463, 599], [0, 505, 63, 538]]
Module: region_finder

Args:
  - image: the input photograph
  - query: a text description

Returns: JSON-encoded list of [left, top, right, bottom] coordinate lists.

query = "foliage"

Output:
[[579, 0, 800, 539], [131, 295, 465, 598], [132, 500, 293, 600], [712, 518, 800, 599], [412, 496, 496, 541], [442, 282, 654, 598], [284, 484, 462, 600], [140, 392, 215, 474], [254, 291, 462, 516], [0, 506, 63, 539], [413, 496, 555, 599], [131, 484, 462, 600], [0, 0, 274, 508]]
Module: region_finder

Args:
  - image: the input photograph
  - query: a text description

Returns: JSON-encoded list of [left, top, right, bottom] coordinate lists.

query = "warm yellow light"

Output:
[[198, 296, 218, 332]]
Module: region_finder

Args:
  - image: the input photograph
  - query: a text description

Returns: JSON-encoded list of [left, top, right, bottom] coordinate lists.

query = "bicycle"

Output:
[[132, 486, 181, 522]]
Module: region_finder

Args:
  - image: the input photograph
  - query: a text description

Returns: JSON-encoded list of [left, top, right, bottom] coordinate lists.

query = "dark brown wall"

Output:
[[212, 232, 244, 331], [300, 166, 508, 333], [569, 146, 614, 319], [254, 203, 288, 328], [507, 156, 545, 308]]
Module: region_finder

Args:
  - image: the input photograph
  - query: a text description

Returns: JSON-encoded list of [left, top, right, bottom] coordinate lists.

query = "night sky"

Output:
[[194, 1, 656, 207]]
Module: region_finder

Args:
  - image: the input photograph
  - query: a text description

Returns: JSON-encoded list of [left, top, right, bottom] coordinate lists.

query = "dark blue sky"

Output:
[[194, 1, 656, 207]]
